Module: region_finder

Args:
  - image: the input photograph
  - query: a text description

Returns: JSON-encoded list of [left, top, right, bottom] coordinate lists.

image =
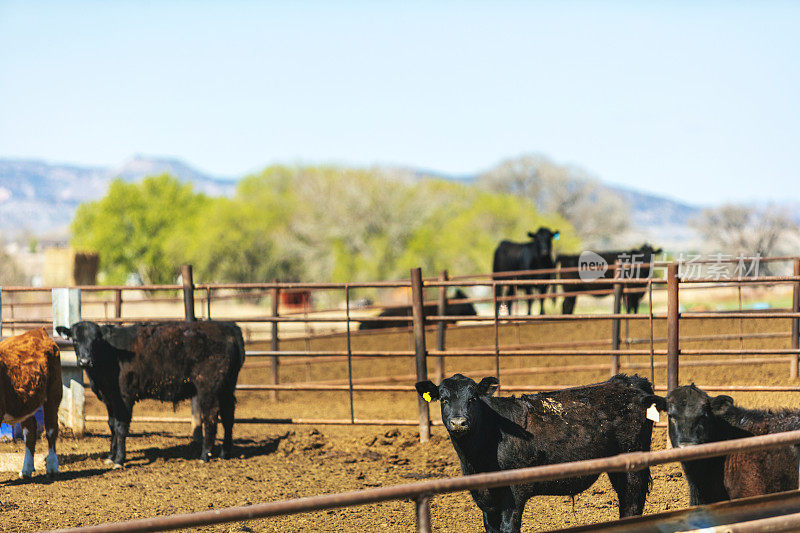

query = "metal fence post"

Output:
[[271, 282, 280, 402], [0, 286, 3, 339], [611, 262, 622, 376], [345, 285, 355, 423], [435, 270, 448, 384], [114, 288, 122, 319], [52, 288, 85, 437], [410, 267, 430, 443], [181, 265, 196, 321], [415, 495, 432, 533], [791, 258, 800, 379], [667, 263, 680, 392]]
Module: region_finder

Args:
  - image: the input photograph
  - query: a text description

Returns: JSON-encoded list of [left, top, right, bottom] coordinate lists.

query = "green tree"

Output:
[[399, 180, 579, 275], [166, 178, 300, 283], [71, 175, 210, 284]]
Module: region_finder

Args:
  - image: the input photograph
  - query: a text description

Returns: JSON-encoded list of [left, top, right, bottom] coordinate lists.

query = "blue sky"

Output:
[[1, 1, 798, 205]]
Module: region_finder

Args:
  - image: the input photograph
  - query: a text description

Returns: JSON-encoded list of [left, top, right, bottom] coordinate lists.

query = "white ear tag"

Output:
[[646, 403, 660, 423]]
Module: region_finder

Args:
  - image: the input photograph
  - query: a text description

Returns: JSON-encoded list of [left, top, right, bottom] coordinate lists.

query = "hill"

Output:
[[0, 155, 702, 248]]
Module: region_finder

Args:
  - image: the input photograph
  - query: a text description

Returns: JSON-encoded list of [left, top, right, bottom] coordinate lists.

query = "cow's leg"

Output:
[[482, 510, 502, 533], [104, 404, 118, 464], [494, 284, 505, 316], [562, 295, 576, 315], [199, 394, 220, 462], [537, 286, 547, 315], [609, 468, 649, 518], [19, 416, 38, 478], [525, 287, 534, 315], [190, 396, 203, 445], [218, 388, 236, 459], [507, 286, 516, 315], [499, 505, 524, 533], [111, 406, 132, 468], [43, 395, 60, 475]]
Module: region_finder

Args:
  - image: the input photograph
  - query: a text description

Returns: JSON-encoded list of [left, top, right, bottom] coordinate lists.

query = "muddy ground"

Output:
[[1, 317, 797, 532]]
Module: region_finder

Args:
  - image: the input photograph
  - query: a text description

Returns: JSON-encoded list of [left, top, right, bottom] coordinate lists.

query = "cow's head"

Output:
[[643, 384, 733, 448], [526, 227, 560, 260], [56, 321, 111, 369], [415, 374, 499, 438]]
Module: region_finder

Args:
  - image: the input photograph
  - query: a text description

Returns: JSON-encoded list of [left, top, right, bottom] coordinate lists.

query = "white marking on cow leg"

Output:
[[19, 448, 34, 478], [46, 448, 59, 475]]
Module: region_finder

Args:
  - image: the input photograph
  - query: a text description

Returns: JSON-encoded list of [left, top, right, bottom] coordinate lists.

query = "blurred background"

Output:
[[0, 1, 798, 288]]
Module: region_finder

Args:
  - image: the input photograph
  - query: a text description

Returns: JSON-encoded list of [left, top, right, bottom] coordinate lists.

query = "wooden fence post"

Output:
[[667, 263, 680, 392], [435, 270, 448, 384], [611, 262, 622, 376], [791, 258, 800, 379], [410, 268, 430, 443], [52, 288, 85, 437], [181, 265, 196, 321]]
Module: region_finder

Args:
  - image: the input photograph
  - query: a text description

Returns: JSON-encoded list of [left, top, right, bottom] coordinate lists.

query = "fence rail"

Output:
[[5, 259, 800, 437], [43, 428, 800, 533]]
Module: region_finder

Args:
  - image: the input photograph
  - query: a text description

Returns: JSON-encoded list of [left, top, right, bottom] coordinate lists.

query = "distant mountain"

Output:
[[109, 155, 234, 196], [402, 168, 705, 249], [0, 155, 705, 248], [604, 184, 703, 249], [0, 156, 235, 237]]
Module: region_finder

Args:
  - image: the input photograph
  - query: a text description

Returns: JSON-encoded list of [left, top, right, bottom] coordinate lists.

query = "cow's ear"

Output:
[[553, 230, 560, 241], [56, 326, 72, 339], [477, 376, 499, 397], [655, 248, 663, 254], [641, 394, 667, 412], [527, 231, 536, 239], [711, 395, 734, 416], [415, 381, 439, 402]]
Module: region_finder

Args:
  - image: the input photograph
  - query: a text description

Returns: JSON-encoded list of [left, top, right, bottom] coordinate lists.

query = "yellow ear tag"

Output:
[[422, 392, 432, 403], [646, 403, 660, 423]]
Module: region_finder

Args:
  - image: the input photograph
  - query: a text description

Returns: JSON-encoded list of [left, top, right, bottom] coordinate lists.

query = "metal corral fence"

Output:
[[2, 259, 800, 441], [43, 429, 800, 533], [3, 258, 799, 532]]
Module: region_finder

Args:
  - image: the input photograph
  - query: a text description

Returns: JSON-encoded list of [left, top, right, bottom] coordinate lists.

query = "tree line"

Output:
[[70, 165, 579, 285]]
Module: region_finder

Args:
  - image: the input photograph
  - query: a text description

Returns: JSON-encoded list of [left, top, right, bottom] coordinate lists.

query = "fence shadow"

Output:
[[128, 432, 290, 466]]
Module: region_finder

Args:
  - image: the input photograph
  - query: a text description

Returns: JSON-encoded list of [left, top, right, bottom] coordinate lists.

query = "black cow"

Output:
[[416, 374, 655, 532], [647, 384, 800, 505], [556, 244, 662, 315], [492, 227, 559, 316], [358, 289, 476, 330], [56, 320, 245, 467]]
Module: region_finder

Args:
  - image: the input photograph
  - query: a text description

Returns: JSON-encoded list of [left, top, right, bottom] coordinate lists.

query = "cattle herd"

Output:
[[0, 228, 797, 532]]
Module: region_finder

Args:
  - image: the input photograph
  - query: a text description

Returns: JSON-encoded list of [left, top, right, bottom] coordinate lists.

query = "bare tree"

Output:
[[0, 245, 28, 285], [478, 154, 630, 248], [691, 204, 799, 273]]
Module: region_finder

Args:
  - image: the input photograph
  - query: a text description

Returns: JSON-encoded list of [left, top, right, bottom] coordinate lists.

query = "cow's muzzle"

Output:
[[448, 417, 469, 435]]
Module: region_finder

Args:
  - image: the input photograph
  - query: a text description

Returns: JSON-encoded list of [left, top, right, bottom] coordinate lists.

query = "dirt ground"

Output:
[[1, 316, 797, 532]]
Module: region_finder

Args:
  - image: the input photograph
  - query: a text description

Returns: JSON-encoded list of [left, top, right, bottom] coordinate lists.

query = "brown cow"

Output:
[[0, 328, 62, 477]]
